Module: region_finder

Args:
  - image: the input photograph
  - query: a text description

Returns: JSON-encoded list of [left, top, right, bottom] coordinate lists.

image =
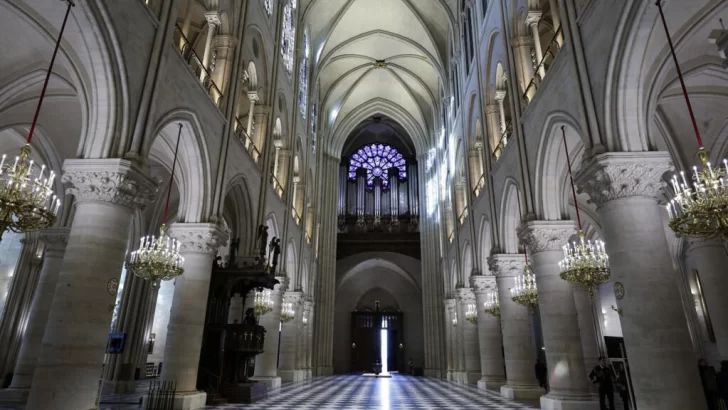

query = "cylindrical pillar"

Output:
[[488, 254, 543, 401], [690, 239, 728, 361], [576, 153, 708, 409], [470, 275, 506, 390], [495, 93, 507, 133], [251, 276, 288, 388], [526, 12, 545, 79], [26, 161, 155, 410], [278, 291, 302, 382], [8, 228, 69, 394], [519, 221, 596, 409], [444, 299, 456, 381], [200, 13, 220, 81], [246, 94, 258, 140], [456, 287, 480, 385], [161, 223, 227, 408]]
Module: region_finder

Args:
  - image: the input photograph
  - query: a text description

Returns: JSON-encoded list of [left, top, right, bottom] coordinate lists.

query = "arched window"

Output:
[[264, 0, 273, 16], [481, 0, 487, 17], [281, 0, 297, 74], [311, 100, 317, 155], [348, 144, 407, 188], [298, 32, 309, 119]]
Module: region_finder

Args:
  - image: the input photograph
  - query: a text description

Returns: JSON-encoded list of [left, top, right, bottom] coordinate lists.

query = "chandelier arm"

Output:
[[163, 124, 183, 224], [27, 0, 75, 145], [656, 0, 703, 149], [561, 126, 582, 231]]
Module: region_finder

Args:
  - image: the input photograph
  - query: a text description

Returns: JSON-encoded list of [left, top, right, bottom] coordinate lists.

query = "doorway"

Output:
[[351, 311, 403, 373]]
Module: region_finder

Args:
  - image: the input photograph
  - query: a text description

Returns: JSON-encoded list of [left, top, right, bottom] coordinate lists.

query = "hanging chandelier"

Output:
[[0, 1, 74, 239], [465, 303, 478, 324], [654, 1, 728, 240], [483, 291, 500, 317], [452, 313, 458, 327], [280, 301, 295, 323], [127, 124, 185, 287], [511, 265, 538, 309], [556, 126, 610, 295], [254, 289, 274, 316]]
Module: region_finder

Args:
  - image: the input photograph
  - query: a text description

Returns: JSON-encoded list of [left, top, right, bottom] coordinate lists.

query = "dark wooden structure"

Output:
[[350, 311, 403, 373], [196, 231, 280, 405]]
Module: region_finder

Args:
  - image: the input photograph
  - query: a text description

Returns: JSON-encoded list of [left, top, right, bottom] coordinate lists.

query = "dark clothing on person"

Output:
[[243, 308, 257, 326], [700, 363, 719, 410], [715, 362, 728, 409], [535, 361, 548, 392], [590, 364, 615, 410], [615, 371, 630, 410]]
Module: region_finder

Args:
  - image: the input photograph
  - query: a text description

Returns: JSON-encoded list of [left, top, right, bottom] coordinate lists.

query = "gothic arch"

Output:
[[499, 177, 521, 254]]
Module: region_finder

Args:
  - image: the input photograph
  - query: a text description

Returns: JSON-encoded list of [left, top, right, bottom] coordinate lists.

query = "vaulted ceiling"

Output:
[[300, 0, 455, 156]]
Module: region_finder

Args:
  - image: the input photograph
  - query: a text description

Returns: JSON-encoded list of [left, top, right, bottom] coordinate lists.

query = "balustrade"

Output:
[[174, 25, 224, 107], [472, 174, 485, 198], [234, 117, 261, 165], [522, 27, 563, 103], [492, 121, 513, 161]]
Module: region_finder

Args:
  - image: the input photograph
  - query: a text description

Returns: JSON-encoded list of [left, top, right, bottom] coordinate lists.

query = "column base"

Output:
[[424, 368, 444, 378], [249, 376, 281, 389], [278, 369, 307, 382], [145, 391, 206, 410], [478, 377, 506, 391], [314, 366, 333, 376], [0, 388, 29, 405], [500, 385, 545, 401], [540, 393, 599, 410], [446, 370, 454, 381], [465, 371, 480, 385], [452, 371, 469, 384]]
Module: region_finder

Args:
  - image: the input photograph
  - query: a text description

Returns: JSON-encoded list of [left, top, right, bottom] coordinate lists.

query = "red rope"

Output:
[[656, 0, 703, 148], [562, 126, 583, 231], [27, 1, 75, 144], [163, 124, 183, 224]]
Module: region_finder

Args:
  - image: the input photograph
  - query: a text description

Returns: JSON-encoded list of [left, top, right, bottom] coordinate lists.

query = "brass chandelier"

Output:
[[483, 291, 500, 317], [280, 301, 295, 323], [511, 265, 538, 309], [254, 289, 274, 316], [127, 124, 185, 287], [557, 126, 610, 295], [656, 0, 728, 240], [465, 303, 478, 324], [0, 1, 74, 238]]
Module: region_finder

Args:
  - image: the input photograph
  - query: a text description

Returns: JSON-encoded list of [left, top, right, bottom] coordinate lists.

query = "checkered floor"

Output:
[[209, 375, 538, 409]]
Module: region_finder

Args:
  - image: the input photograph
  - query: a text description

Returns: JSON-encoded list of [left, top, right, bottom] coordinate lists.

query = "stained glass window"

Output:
[[348, 144, 407, 188], [298, 32, 309, 119], [264, 0, 273, 16], [281, 0, 296, 74], [311, 101, 317, 155]]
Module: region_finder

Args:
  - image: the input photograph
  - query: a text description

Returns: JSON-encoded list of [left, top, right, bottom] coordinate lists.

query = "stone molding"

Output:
[[517, 220, 576, 254], [469, 275, 497, 295], [275, 276, 290, 293], [445, 298, 456, 312], [168, 223, 228, 255], [575, 151, 673, 208], [511, 35, 534, 47], [455, 287, 475, 302], [40, 227, 71, 253], [688, 237, 725, 253], [213, 35, 237, 49], [487, 254, 526, 278], [62, 159, 157, 210]]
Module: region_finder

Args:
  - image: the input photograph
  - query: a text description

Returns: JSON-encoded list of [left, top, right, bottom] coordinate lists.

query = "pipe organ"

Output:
[[337, 144, 419, 233]]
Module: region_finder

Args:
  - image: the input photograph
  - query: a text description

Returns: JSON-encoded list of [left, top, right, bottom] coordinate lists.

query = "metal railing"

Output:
[[174, 25, 224, 107], [448, 230, 455, 243], [234, 117, 261, 165], [492, 121, 513, 161], [145, 380, 176, 410], [305, 232, 312, 244], [292, 209, 301, 225], [472, 174, 485, 198], [272, 175, 285, 199], [523, 27, 563, 103], [458, 207, 469, 225]]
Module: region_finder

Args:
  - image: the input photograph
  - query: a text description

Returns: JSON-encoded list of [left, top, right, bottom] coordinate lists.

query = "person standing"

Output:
[[716, 361, 728, 408], [615, 366, 631, 410], [589, 357, 615, 410], [535, 358, 548, 392]]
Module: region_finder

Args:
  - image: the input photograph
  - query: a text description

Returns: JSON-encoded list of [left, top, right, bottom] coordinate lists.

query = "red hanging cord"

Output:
[[656, 0, 703, 149], [562, 126, 583, 231], [162, 124, 183, 225], [27, 0, 75, 145]]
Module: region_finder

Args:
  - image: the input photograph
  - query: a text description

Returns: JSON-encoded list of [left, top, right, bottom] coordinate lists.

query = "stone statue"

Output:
[[256, 225, 268, 261]]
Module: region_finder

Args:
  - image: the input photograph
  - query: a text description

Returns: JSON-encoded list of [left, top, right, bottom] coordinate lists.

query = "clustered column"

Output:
[[252, 276, 288, 388], [278, 291, 303, 382], [470, 275, 506, 391], [455, 287, 480, 384], [444, 298, 457, 381], [488, 254, 543, 401], [519, 221, 596, 410]]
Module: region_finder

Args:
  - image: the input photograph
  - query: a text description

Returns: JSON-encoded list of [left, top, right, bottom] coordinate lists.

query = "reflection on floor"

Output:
[[0, 374, 540, 409], [208, 374, 538, 409]]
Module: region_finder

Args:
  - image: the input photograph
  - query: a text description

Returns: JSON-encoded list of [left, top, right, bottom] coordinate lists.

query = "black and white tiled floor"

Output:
[[208, 375, 538, 409]]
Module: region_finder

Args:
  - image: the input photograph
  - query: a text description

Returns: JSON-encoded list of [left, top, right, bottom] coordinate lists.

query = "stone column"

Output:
[[519, 221, 597, 410], [526, 12, 545, 79], [303, 298, 314, 379], [470, 275, 506, 391], [576, 152, 707, 409], [488, 254, 543, 401], [456, 287, 480, 384], [277, 149, 292, 193], [573, 286, 601, 381], [246, 93, 258, 138], [548, 0, 563, 45], [211, 35, 237, 95], [485, 104, 501, 155], [690, 238, 728, 361], [5, 229, 69, 399], [444, 299, 456, 381], [494, 91, 507, 134], [252, 105, 269, 153], [251, 276, 288, 388], [161, 223, 227, 409], [200, 12, 220, 81], [25, 160, 155, 410], [512, 36, 536, 99], [278, 291, 303, 382]]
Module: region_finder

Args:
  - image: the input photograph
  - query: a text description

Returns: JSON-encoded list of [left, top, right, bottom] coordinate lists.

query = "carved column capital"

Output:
[[39, 227, 70, 253], [445, 298, 457, 312], [204, 11, 221, 26], [284, 290, 303, 304], [274, 276, 290, 293], [62, 159, 157, 210], [518, 220, 576, 254], [525, 12, 542, 27], [213, 35, 237, 49], [168, 223, 228, 255], [494, 91, 507, 102], [455, 287, 475, 302], [575, 152, 673, 208], [469, 275, 497, 295], [487, 254, 526, 278]]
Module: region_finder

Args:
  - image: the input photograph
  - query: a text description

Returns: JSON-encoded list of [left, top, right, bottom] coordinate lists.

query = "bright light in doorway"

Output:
[[380, 328, 388, 375]]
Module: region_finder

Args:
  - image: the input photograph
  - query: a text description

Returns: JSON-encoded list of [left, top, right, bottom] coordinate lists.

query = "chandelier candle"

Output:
[[483, 291, 500, 317], [510, 266, 538, 309]]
